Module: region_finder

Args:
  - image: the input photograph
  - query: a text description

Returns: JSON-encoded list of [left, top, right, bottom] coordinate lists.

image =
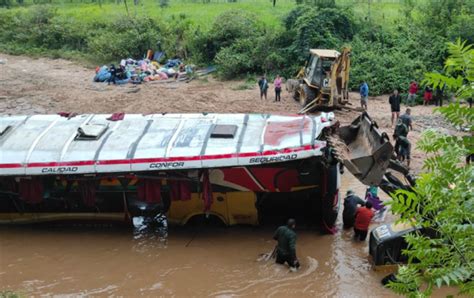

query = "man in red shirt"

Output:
[[354, 201, 374, 241], [406, 81, 418, 106]]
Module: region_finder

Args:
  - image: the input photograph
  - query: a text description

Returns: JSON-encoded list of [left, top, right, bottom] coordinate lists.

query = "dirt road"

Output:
[[0, 54, 456, 172]]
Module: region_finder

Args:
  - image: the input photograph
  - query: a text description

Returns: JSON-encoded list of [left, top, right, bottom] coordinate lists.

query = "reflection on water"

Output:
[[0, 173, 398, 297], [212, 256, 320, 297], [132, 214, 168, 253]]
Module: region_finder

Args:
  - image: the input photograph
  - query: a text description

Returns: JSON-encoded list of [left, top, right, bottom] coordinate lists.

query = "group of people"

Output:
[[359, 80, 434, 110], [407, 81, 434, 106], [258, 75, 283, 102], [342, 187, 385, 241], [359, 81, 416, 168], [389, 89, 414, 167], [271, 187, 384, 271]]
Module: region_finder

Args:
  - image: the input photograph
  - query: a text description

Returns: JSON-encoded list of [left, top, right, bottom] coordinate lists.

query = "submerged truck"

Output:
[[0, 112, 393, 232]]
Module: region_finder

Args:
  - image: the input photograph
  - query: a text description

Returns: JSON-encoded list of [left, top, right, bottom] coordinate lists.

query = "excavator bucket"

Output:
[[327, 113, 393, 186]]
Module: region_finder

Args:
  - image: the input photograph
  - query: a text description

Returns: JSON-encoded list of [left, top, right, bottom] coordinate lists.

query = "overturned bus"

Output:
[[0, 112, 392, 232]]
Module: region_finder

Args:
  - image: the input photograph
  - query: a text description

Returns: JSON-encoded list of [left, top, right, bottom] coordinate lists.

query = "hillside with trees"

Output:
[[1, 0, 472, 94]]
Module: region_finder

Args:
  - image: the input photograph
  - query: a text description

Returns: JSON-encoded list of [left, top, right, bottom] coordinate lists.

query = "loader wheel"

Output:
[[299, 84, 316, 107], [293, 90, 299, 100]]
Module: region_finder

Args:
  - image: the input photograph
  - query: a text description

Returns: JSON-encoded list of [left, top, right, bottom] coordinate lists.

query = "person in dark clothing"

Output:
[[343, 190, 365, 229], [108, 64, 117, 85], [389, 89, 401, 127], [435, 84, 446, 106], [274, 75, 282, 102], [258, 75, 269, 100], [354, 201, 374, 241], [393, 134, 411, 168], [394, 119, 408, 137], [273, 218, 299, 271], [116, 65, 126, 80], [393, 119, 408, 156]]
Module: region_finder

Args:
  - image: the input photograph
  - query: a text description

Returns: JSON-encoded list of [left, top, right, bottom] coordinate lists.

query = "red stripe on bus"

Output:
[[26, 161, 95, 167], [0, 163, 23, 168], [0, 144, 323, 169]]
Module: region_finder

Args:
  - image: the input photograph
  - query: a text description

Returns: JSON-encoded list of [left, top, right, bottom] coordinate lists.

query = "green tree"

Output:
[[387, 39, 474, 297]]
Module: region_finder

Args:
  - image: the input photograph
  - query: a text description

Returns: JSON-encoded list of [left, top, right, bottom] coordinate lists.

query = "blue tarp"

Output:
[[93, 66, 111, 82]]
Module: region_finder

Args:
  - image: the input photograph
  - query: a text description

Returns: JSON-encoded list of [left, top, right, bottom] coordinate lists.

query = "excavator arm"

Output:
[[323, 112, 415, 195], [323, 112, 421, 270]]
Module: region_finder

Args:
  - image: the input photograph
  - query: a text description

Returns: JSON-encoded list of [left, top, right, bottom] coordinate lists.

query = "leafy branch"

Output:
[[387, 40, 474, 297]]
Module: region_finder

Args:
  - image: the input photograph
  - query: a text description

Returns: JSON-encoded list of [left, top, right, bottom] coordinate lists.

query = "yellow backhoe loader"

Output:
[[287, 47, 351, 112]]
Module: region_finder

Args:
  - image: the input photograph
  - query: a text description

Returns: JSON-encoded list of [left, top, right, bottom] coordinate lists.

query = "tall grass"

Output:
[[1, 0, 412, 28]]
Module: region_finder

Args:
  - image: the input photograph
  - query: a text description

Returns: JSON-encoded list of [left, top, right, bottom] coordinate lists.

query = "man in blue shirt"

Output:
[[399, 108, 413, 132], [360, 81, 369, 110]]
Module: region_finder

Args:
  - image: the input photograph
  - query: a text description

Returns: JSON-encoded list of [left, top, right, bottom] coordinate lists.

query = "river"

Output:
[[0, 173, 398, 297]]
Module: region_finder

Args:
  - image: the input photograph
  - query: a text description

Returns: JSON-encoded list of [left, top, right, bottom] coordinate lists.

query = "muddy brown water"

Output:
[[0, 174, 397, 297]]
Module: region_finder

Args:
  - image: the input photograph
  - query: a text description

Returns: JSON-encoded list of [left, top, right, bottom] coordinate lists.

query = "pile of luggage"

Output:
[[93, 57, 197, 85]]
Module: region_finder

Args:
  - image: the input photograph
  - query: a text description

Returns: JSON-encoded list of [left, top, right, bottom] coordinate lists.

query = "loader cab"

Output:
[[304, 49, 340, 89]]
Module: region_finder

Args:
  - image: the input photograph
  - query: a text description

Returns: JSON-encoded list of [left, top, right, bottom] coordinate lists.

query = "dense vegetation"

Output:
[[388, 39, 473, 297], [0, 0, 473, 94]]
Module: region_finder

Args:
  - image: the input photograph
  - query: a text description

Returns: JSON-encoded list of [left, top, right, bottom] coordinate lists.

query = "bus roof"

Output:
[[0, 113, 334, 176]]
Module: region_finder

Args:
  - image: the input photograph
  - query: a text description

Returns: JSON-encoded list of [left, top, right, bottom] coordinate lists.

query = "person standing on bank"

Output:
[[343, 190, 366, 229], [274, 75, 282, 102], [389, 89, 401, 127], [423, 85, 433, 106], [258, 75, 269, 100], [360, 81, 369, 110], [273, 218, 300, 271], [407, 81, 418, 106]]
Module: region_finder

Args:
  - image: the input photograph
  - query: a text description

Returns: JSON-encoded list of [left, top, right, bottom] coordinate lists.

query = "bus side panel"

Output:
[[167, 191, 258, 226], [226, 192, 258, 225], [167, 192, 228, 226]]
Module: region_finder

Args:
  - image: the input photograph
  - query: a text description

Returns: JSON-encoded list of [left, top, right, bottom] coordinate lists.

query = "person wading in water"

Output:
[[273, 218, 300, 272], [342, 190, 365, 229]]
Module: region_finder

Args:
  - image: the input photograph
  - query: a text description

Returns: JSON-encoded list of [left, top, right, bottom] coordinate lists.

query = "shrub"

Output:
[[161, 14, 194, 60], [280, 7, 355, 65], [194, 10, 264, 63], [214, 30, 283, 79], [349, 36, 419, 95], [215, 38, 256, 79], [159, 0, 168, 8], [87, 17, 162, 62]]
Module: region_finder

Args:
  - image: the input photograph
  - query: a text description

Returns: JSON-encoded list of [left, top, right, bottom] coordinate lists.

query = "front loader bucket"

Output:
[[328, 113, 393, 186]]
